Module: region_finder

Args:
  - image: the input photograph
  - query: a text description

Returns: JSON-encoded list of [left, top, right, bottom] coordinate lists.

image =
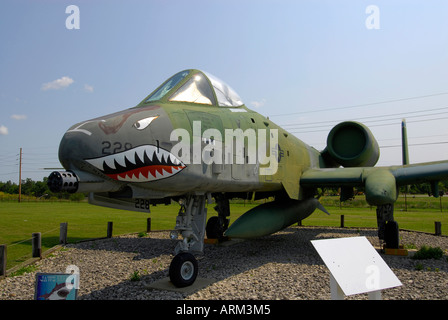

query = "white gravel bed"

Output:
[[1, 226, 448, 300]]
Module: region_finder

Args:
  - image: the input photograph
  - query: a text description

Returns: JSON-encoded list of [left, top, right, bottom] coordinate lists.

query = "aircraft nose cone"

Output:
[[58, 122, 100, 171], [57, 106, 173, 178]]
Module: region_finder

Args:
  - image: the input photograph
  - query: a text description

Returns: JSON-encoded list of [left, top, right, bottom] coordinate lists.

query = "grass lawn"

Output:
[[314, 195, 448, 233], [0, 200, 256, 270], [304, 205, 448, 234], [1, 195, 447, 271], [0, 201, 161, 270]]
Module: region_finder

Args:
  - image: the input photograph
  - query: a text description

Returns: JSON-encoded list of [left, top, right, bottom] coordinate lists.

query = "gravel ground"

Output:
[[1, 226, 448, 300]]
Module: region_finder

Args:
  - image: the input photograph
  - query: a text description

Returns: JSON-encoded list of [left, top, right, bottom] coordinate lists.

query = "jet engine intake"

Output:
[[323, 121, 379, 167], [48, 171, 79, 193]]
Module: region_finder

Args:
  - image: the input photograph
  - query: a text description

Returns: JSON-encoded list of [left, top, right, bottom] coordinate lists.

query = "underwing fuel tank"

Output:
[[224, 198, 328, 239]]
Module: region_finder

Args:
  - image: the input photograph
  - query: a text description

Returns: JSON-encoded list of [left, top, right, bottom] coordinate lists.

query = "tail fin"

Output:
[[402, 119, 410, 207], [401, 119, 409, 165]]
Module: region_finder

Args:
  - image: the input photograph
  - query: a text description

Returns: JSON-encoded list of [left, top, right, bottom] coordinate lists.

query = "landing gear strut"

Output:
[[168, 193, 231, 287], [169, 194, 207, 287], [376, 203, 399, 249], [206, 193, 230, 240]]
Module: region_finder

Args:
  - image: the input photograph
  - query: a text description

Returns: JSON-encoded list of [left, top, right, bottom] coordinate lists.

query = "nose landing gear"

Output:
[[169, 252, 199, 288], [168, 193, 230, 287], [169, 194, 207, 287]]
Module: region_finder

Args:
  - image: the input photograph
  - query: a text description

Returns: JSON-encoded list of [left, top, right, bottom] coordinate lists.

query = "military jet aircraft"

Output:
[[48, 69, 448, 287]]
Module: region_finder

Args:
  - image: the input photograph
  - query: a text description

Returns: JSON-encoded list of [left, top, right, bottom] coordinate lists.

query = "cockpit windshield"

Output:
[[144, 69, 244, 107], [145, 70, 189, 104], [203, 71, 243, 107], [169, 73, 216, 105]]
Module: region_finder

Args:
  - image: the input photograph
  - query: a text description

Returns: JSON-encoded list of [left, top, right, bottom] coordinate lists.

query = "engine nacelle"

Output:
[[323, 121, 379, 167]]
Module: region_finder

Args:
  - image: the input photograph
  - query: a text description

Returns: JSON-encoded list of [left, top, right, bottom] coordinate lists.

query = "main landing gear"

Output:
[[168, 193, 230, 287], [376, 203, 399, 249], [206, 193, 230, 240]]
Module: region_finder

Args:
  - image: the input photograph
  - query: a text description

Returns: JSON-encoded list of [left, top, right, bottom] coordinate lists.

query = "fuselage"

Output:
[[58, 101, 320, 200], [49, 69, 347, 242]]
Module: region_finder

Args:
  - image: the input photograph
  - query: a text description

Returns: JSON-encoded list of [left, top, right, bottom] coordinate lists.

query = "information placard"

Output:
[[311, 236, 402, 297], [35, 272, 79, 300]]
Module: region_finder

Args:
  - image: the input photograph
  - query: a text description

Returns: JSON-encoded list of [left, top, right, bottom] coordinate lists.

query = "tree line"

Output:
[[0, 177, 84, 200], [1, 177, 448, 200]]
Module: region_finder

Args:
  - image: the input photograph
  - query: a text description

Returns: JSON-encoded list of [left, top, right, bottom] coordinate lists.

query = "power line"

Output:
[[0, 171, 19, 177], [288, 115, 448, 135], [279, 106, 448, 128], [269, 91, 448, 117], [381, 141, 448, 149]]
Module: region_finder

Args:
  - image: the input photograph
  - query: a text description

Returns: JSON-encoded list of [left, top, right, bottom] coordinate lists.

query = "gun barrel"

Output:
[[48, 171, 79, 193]]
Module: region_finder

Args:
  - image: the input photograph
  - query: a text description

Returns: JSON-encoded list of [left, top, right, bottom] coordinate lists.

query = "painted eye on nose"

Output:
[[133, 116, 159, 130]]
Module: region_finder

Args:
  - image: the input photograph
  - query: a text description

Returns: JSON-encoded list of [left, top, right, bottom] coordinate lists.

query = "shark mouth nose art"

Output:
[[85, 145, 186, 182]]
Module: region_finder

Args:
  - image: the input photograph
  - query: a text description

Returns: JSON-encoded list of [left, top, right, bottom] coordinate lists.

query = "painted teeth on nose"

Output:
[[155, 148, 166, 163], [86, 145, 157, 171], [112, 153, 126, 168], [135, 147, 146, 165], [104, 157, 116, 170], [84, 144, 186, 182], [170, 154, 178, 165]]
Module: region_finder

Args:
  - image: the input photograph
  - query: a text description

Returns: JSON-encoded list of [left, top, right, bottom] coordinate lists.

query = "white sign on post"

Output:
[[311, 236, 402, 300]]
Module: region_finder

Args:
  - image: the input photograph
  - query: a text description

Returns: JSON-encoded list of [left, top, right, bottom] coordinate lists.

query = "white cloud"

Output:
[[250, 98, 267, 109], [41, 76, 74, 91], [0, 125, 8, 135], [11, 114, 27, 120], [84, 84, 94, 93]]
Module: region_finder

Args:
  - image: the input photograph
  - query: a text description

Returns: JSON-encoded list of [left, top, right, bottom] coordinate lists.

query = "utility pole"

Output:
[[18, 147, 22, 203]]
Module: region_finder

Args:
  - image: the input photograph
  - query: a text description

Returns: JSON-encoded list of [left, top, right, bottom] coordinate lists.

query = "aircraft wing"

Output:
[[300, 160, 448, 206], [391, 161, 448, 185]]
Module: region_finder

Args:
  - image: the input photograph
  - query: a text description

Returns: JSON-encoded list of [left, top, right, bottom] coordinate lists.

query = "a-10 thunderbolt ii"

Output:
[[48, 69, 448, 287]]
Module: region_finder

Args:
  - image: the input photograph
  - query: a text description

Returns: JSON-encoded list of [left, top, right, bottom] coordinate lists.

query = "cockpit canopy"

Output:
[[143, 69, 244, 107]]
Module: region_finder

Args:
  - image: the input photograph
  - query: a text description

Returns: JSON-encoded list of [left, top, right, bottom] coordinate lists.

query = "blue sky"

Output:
[[1, 0, 448, 183]]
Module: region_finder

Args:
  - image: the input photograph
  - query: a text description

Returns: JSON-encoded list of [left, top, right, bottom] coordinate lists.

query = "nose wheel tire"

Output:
[[169, 252, 198, 288]]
